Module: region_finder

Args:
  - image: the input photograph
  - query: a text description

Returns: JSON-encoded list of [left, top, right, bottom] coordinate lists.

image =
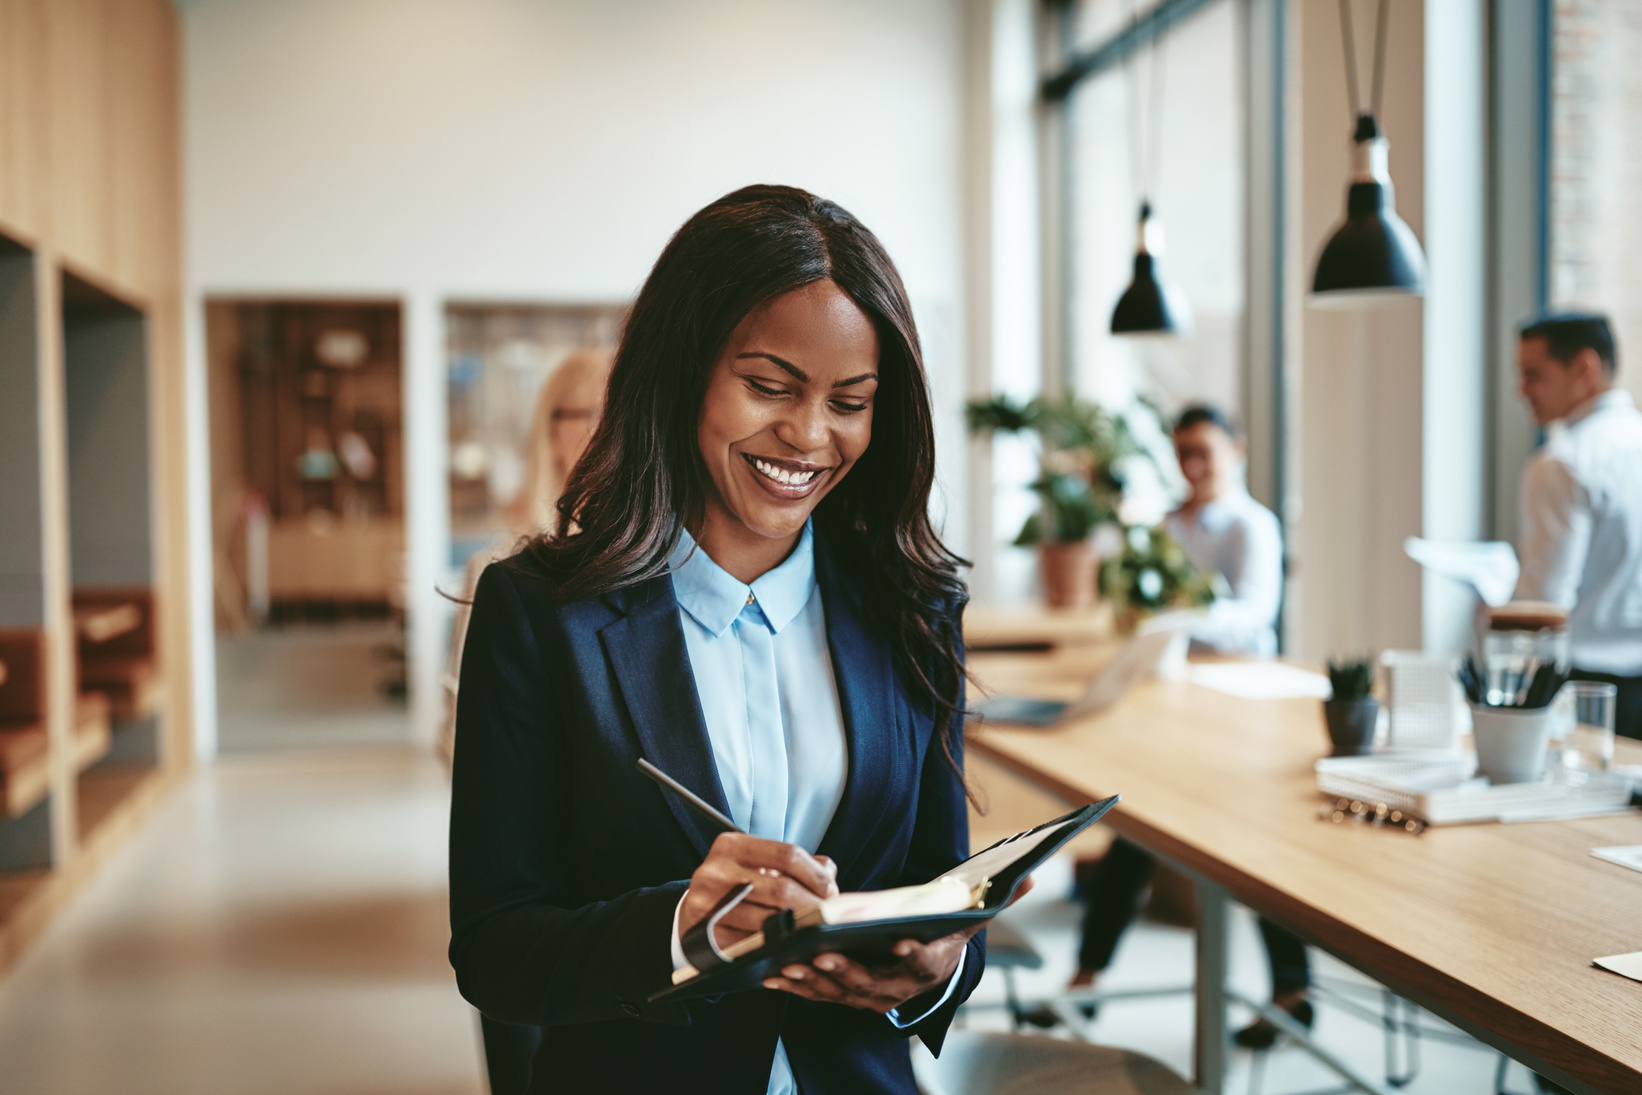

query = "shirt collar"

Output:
[[1567, 389, 1634, 427], [668, 521, 816, 638], [1174, 488, 1248, 532]]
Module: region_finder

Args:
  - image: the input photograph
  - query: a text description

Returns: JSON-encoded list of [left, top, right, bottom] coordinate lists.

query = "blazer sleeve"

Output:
[[448, 564, 689, 1028], [887, 607, 984, 1055]]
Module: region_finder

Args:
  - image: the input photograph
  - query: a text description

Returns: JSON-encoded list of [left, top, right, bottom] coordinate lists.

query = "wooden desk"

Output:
[[963, 603, 1113, 650], [967, 649, 1642, 1095]]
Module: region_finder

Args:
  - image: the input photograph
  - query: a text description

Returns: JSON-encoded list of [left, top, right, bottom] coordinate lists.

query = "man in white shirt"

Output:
[[1514, 313, 1642, 740], [1164, 406, 1284, 657]]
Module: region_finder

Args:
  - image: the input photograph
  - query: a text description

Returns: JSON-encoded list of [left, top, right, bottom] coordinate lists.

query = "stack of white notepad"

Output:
[[1315, 753, 1636, 825]]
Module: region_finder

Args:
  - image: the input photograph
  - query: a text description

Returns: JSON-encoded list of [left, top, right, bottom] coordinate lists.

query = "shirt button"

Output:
[[620, 1002, 641, 1018]]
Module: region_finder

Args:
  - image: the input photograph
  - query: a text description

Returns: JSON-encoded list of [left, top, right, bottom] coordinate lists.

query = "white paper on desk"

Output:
[[1592, 846, 1642, 874], [1404, 538, 1520, 607], [1593, 952, 1642, 984], [1187, 662, 1331, 700]]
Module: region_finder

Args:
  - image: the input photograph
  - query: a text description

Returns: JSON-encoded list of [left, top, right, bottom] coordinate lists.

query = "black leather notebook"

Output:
[[649, 796, 1119, 1003]]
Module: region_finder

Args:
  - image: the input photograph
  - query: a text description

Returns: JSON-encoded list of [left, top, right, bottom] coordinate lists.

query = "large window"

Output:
[[1064, 0, 1246, 521], [1549, 0, 1642, 407]]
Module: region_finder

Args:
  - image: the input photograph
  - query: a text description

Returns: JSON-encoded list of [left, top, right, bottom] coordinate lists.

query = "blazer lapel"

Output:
[[599, 576, 731, 860], [814, 541, 901, 884]]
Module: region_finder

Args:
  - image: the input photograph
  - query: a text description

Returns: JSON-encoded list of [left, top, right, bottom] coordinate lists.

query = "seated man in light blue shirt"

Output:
[[1068, 406, 1306, 1048]]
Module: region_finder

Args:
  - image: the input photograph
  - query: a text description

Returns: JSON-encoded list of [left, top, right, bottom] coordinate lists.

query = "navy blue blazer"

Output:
[[448, 534, 983, 1094]]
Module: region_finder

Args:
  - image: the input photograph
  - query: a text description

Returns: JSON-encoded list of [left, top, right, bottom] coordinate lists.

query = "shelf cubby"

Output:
[[0, 234, 54, 881], [61, 272, 164, 847]]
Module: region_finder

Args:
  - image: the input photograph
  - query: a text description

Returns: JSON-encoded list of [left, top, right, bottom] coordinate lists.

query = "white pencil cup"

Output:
[[1470, 705, 1555, 784]]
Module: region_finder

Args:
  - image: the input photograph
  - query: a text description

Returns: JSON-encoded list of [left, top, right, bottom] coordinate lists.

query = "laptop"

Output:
[[970, 611, 1200, 728]]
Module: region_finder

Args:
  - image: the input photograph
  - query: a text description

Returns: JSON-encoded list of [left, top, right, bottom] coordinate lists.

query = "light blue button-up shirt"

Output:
[[666, 522, 962, 1094], [670, 521, 849, 848]]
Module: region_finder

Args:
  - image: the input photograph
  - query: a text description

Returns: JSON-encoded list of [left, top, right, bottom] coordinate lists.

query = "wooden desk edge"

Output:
[[964, 729, 1642, 1094]]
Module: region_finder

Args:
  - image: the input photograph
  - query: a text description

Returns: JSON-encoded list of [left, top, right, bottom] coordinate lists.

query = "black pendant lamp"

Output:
[[1310, 0, 1425, 307], [1111, 20, 1190, 337], [1111, 202, 1192, 335]]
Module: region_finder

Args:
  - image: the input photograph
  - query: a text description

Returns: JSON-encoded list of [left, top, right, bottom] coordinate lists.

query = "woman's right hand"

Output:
[[679, 832, 840, 950]]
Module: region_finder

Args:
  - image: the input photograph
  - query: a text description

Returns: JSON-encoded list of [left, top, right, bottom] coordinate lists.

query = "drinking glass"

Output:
[[1480, 605, 1569, 706], [1564, 681, 1617, 772]]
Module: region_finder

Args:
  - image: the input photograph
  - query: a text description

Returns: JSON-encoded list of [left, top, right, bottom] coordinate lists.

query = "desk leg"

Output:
[[1194, 879, 1230, 1094]]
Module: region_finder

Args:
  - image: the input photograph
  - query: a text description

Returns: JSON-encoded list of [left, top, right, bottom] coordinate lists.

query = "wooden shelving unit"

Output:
[[63, 273, 167, 850], [208, 300, 405, 621], [0, 0, 192, 979]]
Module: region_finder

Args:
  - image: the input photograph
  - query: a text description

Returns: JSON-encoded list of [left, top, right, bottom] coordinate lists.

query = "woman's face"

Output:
[[697, 280, 880, 549], [548, 371, 607, 480]]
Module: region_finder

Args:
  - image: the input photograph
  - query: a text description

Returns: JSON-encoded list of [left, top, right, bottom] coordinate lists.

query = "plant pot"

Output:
[[1039, 540, 1097, 610], [1470, 704, 1554, 784], [1322, 697, 1379, 757]]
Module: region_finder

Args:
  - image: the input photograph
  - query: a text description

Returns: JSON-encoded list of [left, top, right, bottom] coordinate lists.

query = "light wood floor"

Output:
[[215, 623, 409, 753], [0, 745, 483, 1095]]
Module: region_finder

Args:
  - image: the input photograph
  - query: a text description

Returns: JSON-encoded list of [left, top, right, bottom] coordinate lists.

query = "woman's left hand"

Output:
[[761, 932, 971, 1014], [761, 875, 1034, 1014]]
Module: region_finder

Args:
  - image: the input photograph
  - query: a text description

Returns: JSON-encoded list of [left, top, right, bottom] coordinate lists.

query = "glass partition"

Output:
[[445, 304, 624, 569]]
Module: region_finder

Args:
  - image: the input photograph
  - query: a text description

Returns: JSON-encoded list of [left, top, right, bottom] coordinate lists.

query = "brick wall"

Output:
[[1550, 0, 1642, 401]]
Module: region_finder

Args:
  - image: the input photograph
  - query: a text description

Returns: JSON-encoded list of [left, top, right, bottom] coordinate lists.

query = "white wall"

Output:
[[1288, 0, 1426, 663], [182, 0, 971, 747]]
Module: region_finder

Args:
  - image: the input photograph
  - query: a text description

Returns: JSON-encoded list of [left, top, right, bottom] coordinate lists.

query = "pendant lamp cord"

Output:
[[1338, 0, 1390, 122], [1149, 27, 1167, 199], [1123, 1, 1168, 205]]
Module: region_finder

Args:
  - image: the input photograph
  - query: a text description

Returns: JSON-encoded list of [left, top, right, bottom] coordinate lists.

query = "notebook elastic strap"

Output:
[[680, 882, 754, 974]]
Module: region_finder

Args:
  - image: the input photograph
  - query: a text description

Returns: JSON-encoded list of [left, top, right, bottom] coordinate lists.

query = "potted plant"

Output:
[[966, 394, 1147, 609], [1098, 523, 1218, 632], [1323, 658, 1378, 757]]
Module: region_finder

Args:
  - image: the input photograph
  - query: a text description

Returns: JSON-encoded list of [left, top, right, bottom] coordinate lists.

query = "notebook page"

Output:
[[817, 877, 974, 924], [938, 815, 1079, 890]]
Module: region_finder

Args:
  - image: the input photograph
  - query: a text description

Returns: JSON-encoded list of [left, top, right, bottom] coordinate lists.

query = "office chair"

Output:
[[980, 916, 1045, 1030]]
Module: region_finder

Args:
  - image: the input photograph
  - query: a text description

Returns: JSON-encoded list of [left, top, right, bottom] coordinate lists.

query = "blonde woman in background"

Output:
[[441, 348, 613, 768], [508, 347, 614, 534]]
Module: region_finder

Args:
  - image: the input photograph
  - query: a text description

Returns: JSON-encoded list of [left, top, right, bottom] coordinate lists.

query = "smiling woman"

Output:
[[447, 185, 984, 1095], [695, 281, 881, 580], [528, 184, 967, 725]]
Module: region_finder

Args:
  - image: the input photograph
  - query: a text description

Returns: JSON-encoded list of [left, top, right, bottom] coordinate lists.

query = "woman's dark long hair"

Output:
[[527, 184, 970, 755]]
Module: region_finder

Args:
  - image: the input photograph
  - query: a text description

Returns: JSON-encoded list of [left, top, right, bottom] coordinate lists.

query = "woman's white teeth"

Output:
[[752, 458, 818, 486]]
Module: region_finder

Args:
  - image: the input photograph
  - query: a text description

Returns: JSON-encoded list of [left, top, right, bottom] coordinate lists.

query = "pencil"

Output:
[[637, 758, 743, 835]]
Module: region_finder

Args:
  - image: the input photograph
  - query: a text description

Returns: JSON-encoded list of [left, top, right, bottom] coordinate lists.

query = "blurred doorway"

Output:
[[205, 300, 408, 752]]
